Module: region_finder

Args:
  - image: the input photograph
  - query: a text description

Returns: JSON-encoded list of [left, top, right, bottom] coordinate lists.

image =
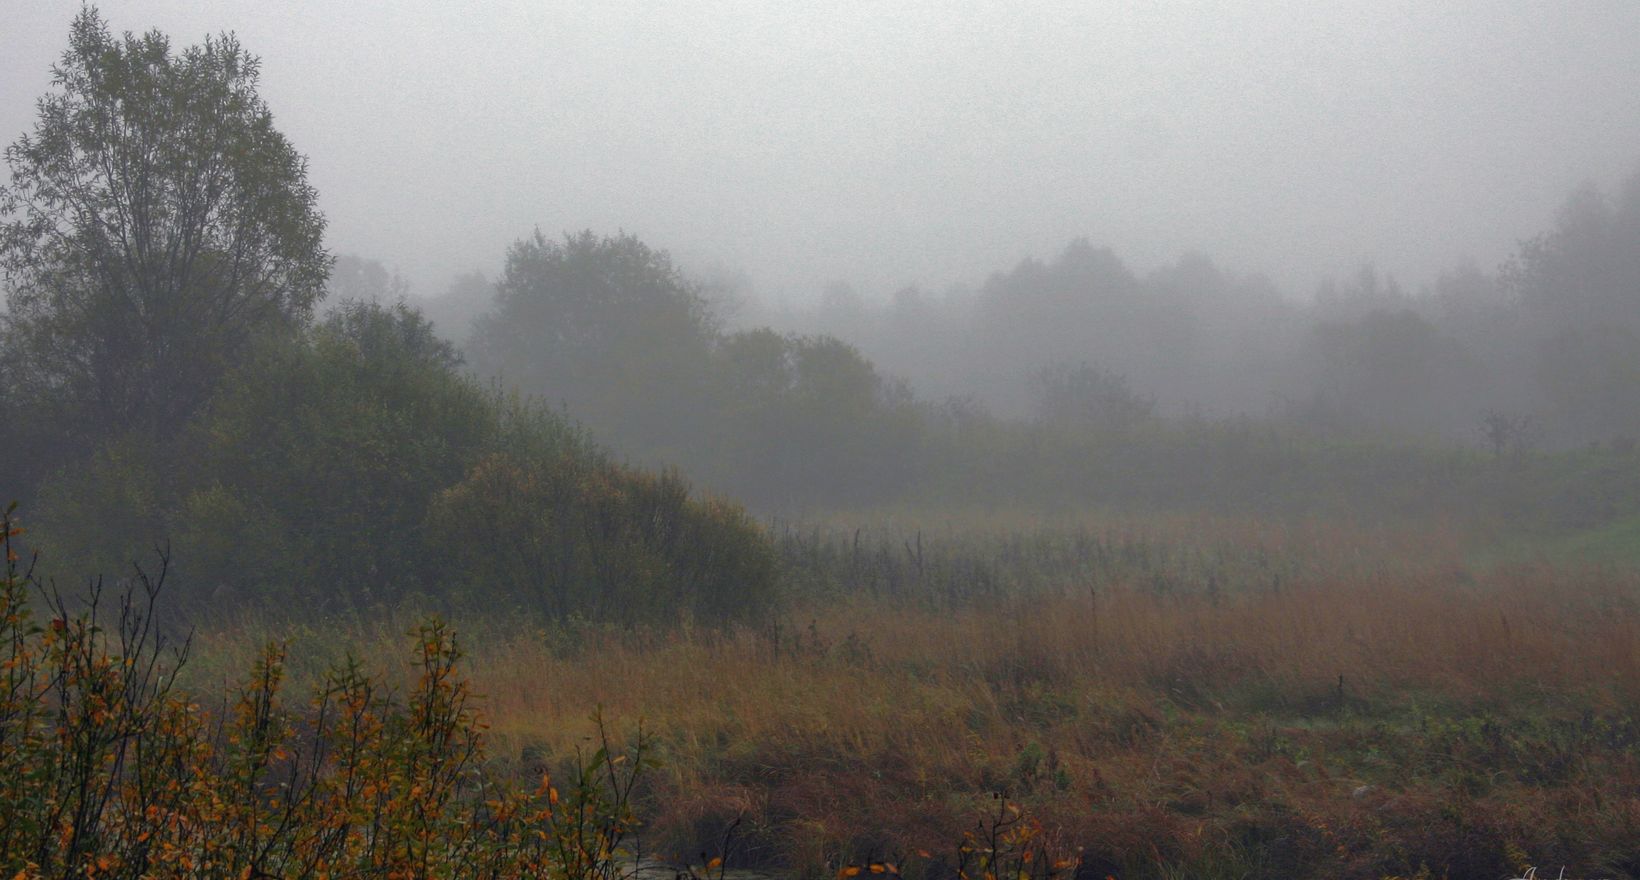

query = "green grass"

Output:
[[1539, 513, 1640, 567], [1474, 513, 1640, 571]]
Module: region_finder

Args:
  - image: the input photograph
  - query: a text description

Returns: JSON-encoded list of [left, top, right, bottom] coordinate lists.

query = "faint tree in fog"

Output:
[[466, 230, 717, 457], [1480, 409, 1537, 459], [1315, 264, 1412, 322], [1534, 324, 1640, 443], [1031, 361, 1154, 430], [1502, 168, 1640, 442], [326, 254, 409, 307], [1306, 309, 1479, 436], [420, 269, 491, 344], [1506, 176, 1640, 332], [712, 328, 923, 508]]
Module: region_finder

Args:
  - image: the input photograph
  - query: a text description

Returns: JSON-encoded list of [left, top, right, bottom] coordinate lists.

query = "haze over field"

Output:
[[4, 1, 1639, 302], [12, 7, 1640, 877]]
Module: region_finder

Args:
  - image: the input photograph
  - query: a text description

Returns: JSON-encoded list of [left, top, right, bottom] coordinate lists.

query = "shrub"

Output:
[[428, 452, 777, 623], [0, 507, 651, 879], [26, 299, 781, 622]]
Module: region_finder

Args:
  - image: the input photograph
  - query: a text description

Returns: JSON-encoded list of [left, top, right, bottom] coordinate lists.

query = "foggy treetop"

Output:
[[4, 1, 1638, 302]]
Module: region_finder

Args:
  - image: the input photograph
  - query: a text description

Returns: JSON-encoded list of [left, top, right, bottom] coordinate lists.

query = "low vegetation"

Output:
[[23, 300, 776, 622], [0, 511, 656, 879], [181, 517, 1640, 879], [7, 10, 1640, 880]]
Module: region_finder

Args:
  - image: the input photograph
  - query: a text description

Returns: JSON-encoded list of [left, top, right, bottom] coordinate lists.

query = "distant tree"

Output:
[[1505, 175, 1640, 332], [325, 254, 408, 307], [1534, 324, 1640, 443], [420, 269, 491, 343], [710, 329, 922, 507], [1308, 309, 1477, 434], [0, 9, 329, 443], [1314, 263, 1411, 321], [1031, 361, 1154, 430], [1496, 171, 1640, 443], [967, 239, 1159, 416], [1479, 409, 1537, 459], [814, 280, 869, 341], [467, 230, 716, 457]]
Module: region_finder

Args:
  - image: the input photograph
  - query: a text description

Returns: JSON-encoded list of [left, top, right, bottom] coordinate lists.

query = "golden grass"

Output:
[[462, 563, 1640, 753], [182, 520, 1640, 877]]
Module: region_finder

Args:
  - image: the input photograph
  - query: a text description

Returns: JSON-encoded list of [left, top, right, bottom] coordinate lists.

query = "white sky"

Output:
[[3, 1, 1639, 301]]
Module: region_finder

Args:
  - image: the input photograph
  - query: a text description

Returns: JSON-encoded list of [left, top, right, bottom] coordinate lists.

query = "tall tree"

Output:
[[0, 9, 329, 443]]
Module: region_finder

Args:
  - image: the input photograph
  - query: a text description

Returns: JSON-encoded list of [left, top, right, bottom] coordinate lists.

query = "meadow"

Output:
[[7, 9, 1640, 879], [180, 514, 1640, 880]]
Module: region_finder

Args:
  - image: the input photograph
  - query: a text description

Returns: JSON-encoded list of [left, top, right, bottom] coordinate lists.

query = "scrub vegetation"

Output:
[[5, 9, 1640, 879]]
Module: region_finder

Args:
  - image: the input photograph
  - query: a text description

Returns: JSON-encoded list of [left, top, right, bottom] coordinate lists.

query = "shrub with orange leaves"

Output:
[[0, 506, 650, 879]]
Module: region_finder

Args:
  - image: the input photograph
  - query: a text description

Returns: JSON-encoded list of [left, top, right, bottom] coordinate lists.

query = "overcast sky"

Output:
[[3, 1, 1639, 302]]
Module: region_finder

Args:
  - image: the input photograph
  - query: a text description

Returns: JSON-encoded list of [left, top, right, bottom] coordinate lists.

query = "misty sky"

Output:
[[4, 2, 1639, 303]]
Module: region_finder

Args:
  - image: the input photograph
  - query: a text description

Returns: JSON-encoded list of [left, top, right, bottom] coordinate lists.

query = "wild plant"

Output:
[[0, 505, 650, 879]]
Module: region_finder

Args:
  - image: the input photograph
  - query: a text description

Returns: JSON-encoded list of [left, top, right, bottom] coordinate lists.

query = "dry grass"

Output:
[[184, 521, 1640, 879]]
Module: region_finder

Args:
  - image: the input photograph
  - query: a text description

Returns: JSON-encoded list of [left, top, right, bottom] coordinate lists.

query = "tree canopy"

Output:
[[468, 229, 718, 460], [0, 8, 329, 444], [5, 13, 778, 624]]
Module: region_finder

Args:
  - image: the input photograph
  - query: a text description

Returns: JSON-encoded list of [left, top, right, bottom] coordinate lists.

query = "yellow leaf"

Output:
[[871, 865, 886, 874], [841, 868, 862, 878], [707, 858, 723, 870]]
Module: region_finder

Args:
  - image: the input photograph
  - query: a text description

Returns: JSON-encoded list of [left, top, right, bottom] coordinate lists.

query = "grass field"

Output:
[[1481, 514, 1640, 571], [182, 515, 1640, 880]]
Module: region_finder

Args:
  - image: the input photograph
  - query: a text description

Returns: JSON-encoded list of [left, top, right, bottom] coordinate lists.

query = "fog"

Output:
[[11, 10, 1640, 870], [5, 2, 1639, 302], [7, 2, 1640, 519]]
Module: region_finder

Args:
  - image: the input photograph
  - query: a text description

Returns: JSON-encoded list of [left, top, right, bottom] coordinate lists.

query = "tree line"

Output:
[[5, 11, 1639, 620], [408, 205, 1640, 524], [763, 176, 1640, 453], [0, 10, 775, 620]]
